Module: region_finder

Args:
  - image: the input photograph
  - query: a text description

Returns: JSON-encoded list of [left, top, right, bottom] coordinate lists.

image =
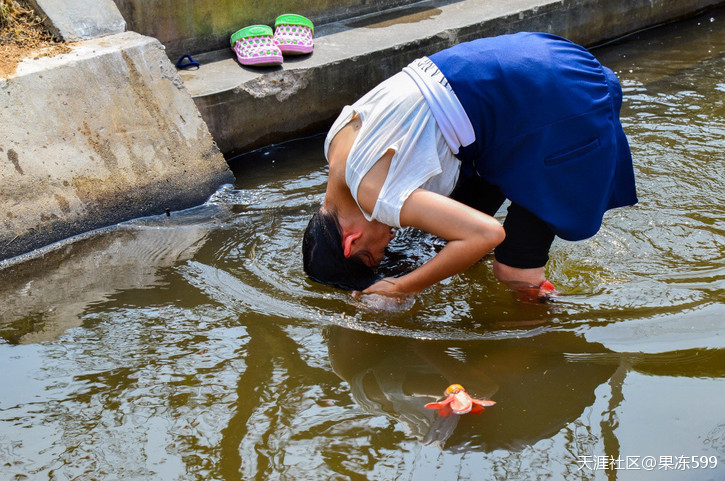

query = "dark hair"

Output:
[[302, 207, 378, 290]]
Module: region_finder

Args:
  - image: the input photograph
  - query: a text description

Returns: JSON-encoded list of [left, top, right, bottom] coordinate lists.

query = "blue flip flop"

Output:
[[176, 54, 200, 70]]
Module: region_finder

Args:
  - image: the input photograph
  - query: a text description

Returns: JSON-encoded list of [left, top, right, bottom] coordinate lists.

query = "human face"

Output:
[[352, 221, 396, 268]]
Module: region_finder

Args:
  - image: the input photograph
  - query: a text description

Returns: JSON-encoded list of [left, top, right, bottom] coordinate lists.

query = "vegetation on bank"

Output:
[[1, 0, 69, 77]]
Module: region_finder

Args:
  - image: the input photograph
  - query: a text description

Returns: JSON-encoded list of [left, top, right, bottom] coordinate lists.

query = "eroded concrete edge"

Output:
[[0, 32, 233, 261]]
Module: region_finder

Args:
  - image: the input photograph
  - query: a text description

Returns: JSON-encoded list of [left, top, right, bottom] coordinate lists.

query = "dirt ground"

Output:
[[0, 0, 71, 77]]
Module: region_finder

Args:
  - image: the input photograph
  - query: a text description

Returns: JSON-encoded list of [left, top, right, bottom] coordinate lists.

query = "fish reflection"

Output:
[[326, 325, 618, 449]]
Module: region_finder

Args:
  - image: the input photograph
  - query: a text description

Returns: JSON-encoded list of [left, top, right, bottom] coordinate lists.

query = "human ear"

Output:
[[342, 231, 362, 258]]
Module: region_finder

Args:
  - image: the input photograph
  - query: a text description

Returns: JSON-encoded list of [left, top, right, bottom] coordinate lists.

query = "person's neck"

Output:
[[325, 138, 357, 212], [325, 115, 369, 229], [325, 179, 360, 221]]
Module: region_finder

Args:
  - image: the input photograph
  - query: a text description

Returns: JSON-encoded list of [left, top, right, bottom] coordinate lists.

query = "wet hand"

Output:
[[352, 278, 415, 311], [361, 277, 404, 295]]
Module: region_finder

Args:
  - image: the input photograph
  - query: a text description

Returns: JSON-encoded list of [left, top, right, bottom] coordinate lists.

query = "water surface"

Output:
[[1, 8, 724, 480]]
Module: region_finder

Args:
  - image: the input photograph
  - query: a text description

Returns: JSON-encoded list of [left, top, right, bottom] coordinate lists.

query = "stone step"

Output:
[[114, 0, 428, 60]]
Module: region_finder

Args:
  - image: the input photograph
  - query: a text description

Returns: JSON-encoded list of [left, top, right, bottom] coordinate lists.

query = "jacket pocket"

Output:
[[544, 137, 600, 166]]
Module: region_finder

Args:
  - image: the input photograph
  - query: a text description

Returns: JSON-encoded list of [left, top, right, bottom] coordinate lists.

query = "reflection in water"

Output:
[[0, 219, 211, 344], [326, 326, 616, 450], [1, 7, 725, 481]]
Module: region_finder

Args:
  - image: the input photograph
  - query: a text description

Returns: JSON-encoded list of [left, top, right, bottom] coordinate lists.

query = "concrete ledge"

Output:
[[0, 32, 233, 261], [28, 0, 126, 41], [180, 0, 724, 158], [114, 0, 427, 61]]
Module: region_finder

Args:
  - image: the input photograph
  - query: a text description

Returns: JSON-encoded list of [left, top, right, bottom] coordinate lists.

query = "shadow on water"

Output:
[[1, 6, 725, 480]]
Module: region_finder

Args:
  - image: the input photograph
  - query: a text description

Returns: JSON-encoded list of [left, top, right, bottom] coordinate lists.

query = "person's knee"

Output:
[[474, 218, 505, 254], [491, 223, 506, 247]]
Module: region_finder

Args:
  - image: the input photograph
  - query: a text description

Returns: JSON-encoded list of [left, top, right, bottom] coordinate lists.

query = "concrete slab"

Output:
[[27, 0, 126, 41], [114, 0, 426, 61], [0, 32, 234, 261], [179, 0, 724, 158]]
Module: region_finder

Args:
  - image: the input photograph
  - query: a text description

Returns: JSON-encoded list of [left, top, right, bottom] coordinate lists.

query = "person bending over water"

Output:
[[303, 32, 637, 299]]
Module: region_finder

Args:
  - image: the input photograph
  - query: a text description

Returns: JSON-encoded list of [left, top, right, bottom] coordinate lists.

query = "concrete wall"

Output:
[[0, 32, 233, 261], [113, 0, 424, 60]]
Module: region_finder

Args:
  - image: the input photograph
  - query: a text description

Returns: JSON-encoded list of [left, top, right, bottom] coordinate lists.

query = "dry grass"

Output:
[[1, 0, 71, 77]]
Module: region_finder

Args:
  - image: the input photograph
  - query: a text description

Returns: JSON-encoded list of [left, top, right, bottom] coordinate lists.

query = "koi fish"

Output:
[[424, 384, 496, 416]]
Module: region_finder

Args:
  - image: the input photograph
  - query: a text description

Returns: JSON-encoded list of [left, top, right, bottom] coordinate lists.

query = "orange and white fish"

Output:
[[424, 384, 496, 416]]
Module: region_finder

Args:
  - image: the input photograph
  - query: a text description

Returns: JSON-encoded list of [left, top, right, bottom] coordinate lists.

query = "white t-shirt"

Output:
[[324, 63, 466, 228]]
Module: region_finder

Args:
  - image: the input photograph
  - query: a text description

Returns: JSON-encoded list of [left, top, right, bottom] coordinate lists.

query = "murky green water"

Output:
[[2, 8, 724, 480]]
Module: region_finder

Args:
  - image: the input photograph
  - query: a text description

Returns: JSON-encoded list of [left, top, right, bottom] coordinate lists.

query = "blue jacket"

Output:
[[430, 32, 638, 240]]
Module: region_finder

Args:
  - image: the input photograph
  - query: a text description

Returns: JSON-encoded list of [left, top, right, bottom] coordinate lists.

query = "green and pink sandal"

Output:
[[273, 14, 314, 55], [230, 25, 283, 67]]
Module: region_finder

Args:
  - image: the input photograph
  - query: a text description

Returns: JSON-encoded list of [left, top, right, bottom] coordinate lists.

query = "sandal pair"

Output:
[[231, 14, 314, 67]]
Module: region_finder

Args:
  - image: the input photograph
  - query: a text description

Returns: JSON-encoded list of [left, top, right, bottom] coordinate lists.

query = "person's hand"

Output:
[[351, 278, 416, 311], [361, 277, 406, 296]]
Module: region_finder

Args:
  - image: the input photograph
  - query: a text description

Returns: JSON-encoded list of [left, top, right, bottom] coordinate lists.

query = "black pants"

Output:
[[449, 169, 555, 269]]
